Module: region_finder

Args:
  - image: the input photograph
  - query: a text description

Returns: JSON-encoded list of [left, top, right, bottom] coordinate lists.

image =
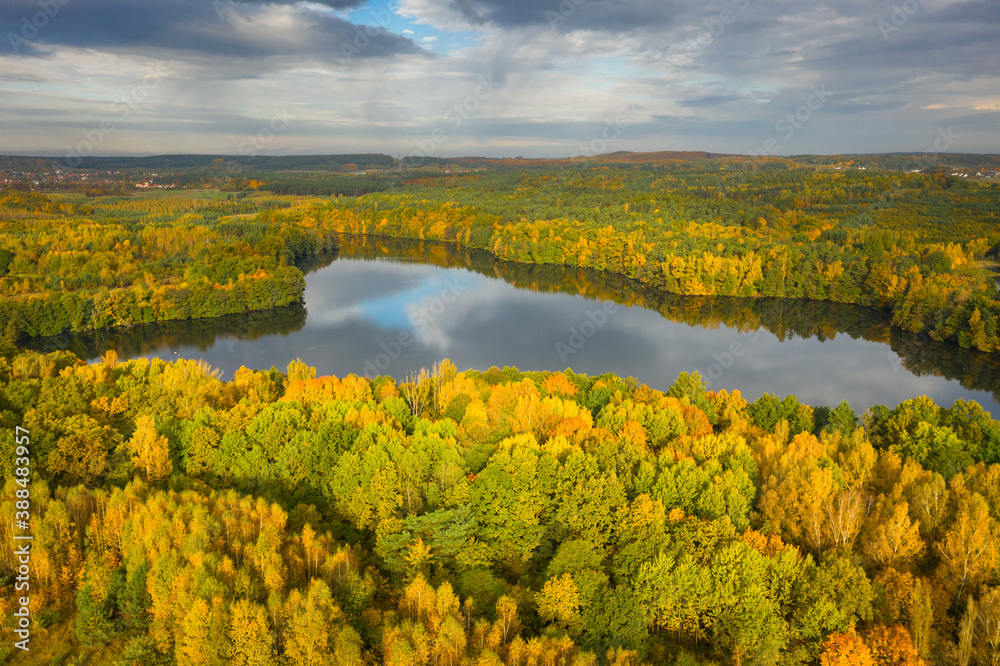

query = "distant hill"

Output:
[[0, 153, 397, 172], [1, 150, 998, 173]]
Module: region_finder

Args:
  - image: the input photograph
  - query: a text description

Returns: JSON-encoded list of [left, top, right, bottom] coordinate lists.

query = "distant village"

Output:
[[0, 167, 178, 192]]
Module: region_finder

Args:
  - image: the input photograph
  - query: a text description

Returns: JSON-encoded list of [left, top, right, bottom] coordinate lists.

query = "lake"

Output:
[[26, 235, 1000, 416]]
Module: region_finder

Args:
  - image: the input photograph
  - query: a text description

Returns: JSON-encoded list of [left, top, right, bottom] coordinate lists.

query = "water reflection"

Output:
[[336, 235, 1000, 410], [19, 234, 1000, 414], [23, 302, 311, 362]]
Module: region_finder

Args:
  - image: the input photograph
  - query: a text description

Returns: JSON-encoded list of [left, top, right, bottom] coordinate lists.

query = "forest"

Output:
[[8, 154, 999, 353], [1, 350, 1000, 665], [0, 189, 325, 343], [288, 160, 1000, 353], [3, 155, 1000, 664]]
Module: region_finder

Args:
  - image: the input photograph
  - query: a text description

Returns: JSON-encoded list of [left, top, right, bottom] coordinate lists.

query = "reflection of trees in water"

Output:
[[337, 234, 1000, 403], [22, 302, 309, 361], [20, 235, 1000, 404], [296, 248, 341, 274], [18, 251, 340, 361]]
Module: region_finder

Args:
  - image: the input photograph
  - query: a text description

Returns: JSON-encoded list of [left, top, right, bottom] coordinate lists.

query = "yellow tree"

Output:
[[976, 587, 1000, 666], [823, 488, 869, 550], [537, 574, 581, 635], [958, 597, 977, 666], [936, 493, 997, 602], [863, 500, 924, 570], [177, 597, 230, 666], [910, 578, 934, 660], [229, 599, 277, 666], [127, 415, 173, 482], [496, 595, 519, 644], [283, 580, 339, 666], [435, 615, 466, 666]]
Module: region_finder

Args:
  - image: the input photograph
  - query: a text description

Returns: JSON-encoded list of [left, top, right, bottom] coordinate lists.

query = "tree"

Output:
[[936, 492, 997, 602], [537, 574, 582, 635], [976, 587, 1000, 666], [283, 580, 338, 666], [229, 599, 277, 666], [794, 553, 874, 657], [958, 596, 977, 666], [864, 624, 923, 666], [471, 444, 553, 566], [402, 368, 433, 417], [495, 595, 519, 643], [667, 371, 717, 424], [863, 499, 924, 570], [127, 415, 173, 482], [825, 401, 858, 435], [46, 414, 121, 484], [76, 581, 117, 647], [820, 626, 875, 666], [119, 563, 152, 632], [435, 616, 467, 666], [333, 626, 364, 666], [177, 598, 230, 666], [910, 578, 934, 660]]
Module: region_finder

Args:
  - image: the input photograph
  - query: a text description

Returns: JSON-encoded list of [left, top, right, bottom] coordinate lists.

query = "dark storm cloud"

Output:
[[2, 0, 421, 60]]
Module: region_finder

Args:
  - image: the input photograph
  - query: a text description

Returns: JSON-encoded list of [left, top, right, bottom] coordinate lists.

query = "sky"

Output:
[[0, 0, 998, 159]]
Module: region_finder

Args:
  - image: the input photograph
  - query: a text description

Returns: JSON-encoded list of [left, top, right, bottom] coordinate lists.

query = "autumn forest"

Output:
[[2, 153, 1000, 665]]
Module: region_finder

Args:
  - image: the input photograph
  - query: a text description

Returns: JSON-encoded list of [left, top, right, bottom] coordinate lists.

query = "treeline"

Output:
[[0, 190, 334, 342], [333, 235, 1000, 403], [6, 159, 1000, 352], [0, 266, 305, 340], [253, 162, 1000, 352], [57, 153, 397, 172], [2, 352, 1000, 664], [263, 175, 393, 197]]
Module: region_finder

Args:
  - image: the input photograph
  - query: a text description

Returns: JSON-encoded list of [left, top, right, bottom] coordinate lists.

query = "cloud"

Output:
[[399, 0, 687, 33], [1, 0, 422, 63], [1, 0, 999, 155], [678, 94, 743, 107]]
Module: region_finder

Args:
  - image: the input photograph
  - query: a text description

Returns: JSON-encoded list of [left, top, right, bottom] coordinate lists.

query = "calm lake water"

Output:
[[27, 235, 1000, 415]]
